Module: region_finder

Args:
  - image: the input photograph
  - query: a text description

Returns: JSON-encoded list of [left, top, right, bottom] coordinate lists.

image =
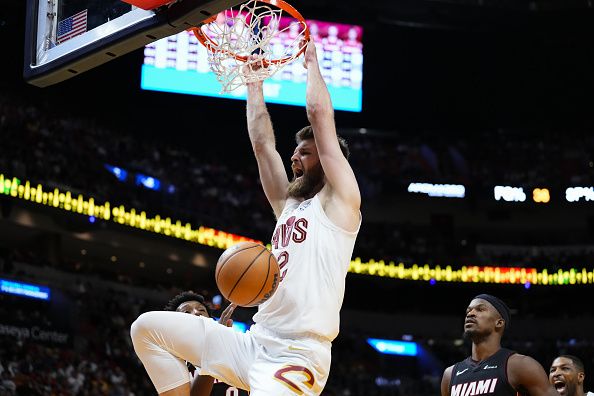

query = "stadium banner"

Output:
[[0, 322, 71, 345]]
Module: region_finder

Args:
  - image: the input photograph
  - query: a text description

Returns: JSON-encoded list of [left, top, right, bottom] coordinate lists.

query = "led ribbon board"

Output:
[[0, 174, 261, 249], [349, 259, 594, 286], [3, 174, 593, 285]]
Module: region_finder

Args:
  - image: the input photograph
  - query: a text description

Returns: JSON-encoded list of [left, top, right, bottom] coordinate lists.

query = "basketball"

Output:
[[215, 241, 280, 307]]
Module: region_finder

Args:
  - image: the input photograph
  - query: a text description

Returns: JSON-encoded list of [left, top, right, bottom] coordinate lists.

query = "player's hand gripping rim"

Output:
[[301, 38, 316, 69]]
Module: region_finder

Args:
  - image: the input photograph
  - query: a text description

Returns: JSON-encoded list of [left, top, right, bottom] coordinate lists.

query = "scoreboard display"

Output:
[[140, 18, 363, 112]]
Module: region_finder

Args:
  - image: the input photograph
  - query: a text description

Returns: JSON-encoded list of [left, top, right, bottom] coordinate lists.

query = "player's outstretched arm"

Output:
[[246, 78, 289, 218], [303, 39, 361, 229], [440, 365, 453, 396], [508, 354, 559, 396]]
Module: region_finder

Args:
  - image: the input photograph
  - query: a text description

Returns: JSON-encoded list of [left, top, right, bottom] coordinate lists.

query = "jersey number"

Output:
[[225, 387, 239, 396], [277, 251, 289, 281]]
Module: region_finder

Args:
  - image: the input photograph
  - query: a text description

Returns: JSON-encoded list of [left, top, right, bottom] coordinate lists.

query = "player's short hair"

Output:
[[164, 290, 212, 316], [296, 125, 350, 159], [557, 355, 585, 373]]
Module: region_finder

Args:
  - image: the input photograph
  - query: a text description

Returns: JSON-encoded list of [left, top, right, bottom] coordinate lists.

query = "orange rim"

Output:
[[189, 0, 310, 67]]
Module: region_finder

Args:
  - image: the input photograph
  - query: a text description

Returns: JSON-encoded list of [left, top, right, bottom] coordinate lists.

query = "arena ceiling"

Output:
[[1, 0, 593, 134]]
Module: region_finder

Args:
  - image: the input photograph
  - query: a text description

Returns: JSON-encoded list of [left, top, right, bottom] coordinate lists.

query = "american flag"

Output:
[[57, 9, 88, 44]]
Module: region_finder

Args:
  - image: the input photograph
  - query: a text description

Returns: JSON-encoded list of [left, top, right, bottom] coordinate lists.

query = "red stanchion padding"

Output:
[[120, 0, 174, 10]]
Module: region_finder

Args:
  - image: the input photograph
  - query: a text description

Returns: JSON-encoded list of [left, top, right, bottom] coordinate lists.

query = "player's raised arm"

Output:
[[246, 78, 289, 218], [508, 354, 559, 396], [303, 39, 361, 229]]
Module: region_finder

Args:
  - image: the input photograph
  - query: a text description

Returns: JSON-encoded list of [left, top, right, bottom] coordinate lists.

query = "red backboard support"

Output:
[[120, 0, 175, 10]]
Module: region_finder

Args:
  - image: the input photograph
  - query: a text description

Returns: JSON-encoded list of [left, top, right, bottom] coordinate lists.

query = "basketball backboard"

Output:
[[23, 0, 242, 87]]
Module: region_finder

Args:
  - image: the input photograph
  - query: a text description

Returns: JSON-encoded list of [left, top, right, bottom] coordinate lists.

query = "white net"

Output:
[[195, 0, 308, 92]]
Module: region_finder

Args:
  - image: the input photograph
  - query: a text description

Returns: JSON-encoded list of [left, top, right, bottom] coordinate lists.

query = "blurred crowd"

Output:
[[2, 92, 594, 268], [2, 254, 593, 396], [2, 85, 594, 395], [340, 128, 594, 196], [0, 255, 441, 396], [0, 92, 272, 240]]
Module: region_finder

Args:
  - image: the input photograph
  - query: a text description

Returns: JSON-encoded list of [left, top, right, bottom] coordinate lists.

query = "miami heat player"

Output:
[[441, 294, 558, 396]]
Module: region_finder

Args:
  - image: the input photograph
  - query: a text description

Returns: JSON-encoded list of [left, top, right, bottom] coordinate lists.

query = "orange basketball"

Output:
[[215, 241, 280, 307]]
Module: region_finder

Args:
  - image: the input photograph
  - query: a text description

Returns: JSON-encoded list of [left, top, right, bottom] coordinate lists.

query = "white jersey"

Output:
[[252, 194, 360, 341]]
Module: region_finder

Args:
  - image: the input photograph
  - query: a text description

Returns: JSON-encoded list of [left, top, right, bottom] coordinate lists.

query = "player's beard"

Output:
[[463, 327, 490, 344], [287, 162, 325, 200]]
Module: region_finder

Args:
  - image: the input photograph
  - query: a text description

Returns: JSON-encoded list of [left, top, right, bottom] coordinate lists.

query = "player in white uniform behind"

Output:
[[550, 355, 594, 396], [130, 39, 361, 395]]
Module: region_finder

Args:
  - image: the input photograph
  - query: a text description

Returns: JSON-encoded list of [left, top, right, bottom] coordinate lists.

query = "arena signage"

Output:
[[566, 187, 594, 202], [0, 323, 70, 344], [407, 183, 465, 198]]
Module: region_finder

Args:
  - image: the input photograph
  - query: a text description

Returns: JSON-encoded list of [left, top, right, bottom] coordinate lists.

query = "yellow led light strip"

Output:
[[349, 258, 594, 285], [3, 174, 593, 285], [0, 174, 262, 249]]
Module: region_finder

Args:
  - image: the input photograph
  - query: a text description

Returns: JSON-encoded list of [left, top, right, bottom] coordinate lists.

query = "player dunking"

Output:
[[130, 39, 361, 395], [441, 294, 558, 396]]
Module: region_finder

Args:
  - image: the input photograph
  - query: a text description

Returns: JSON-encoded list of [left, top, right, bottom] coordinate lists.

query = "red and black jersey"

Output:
[[211, 379, 249, 396], [188, 362, 249, 395], [449, 348, 521, 396]]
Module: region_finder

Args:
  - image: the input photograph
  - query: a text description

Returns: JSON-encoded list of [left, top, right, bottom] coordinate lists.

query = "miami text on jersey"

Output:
[[451, 378, 498, 396]]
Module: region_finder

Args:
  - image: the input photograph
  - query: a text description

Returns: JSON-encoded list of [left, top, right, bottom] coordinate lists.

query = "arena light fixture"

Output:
[[0, 279, 51, 300], [367, 338, 418, 356]]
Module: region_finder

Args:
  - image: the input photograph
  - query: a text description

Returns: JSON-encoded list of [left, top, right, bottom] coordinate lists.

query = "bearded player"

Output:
[[131, 39, 361, 395]]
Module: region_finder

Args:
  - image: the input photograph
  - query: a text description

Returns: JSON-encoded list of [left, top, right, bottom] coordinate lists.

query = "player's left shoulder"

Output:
[[509, 354, 558, 396], [508, 353, 540, 368], [507, 353, 535, 378], [317, 187, 360, 233], [507, 352, 548, 387]]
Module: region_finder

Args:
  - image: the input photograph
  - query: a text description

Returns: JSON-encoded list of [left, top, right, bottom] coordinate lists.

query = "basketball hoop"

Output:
[[189, 0, 309, 92]]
